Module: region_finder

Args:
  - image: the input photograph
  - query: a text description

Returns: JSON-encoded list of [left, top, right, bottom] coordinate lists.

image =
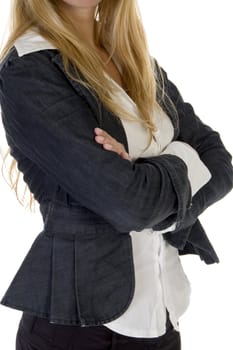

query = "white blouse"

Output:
[[102, 71, 192, 338]]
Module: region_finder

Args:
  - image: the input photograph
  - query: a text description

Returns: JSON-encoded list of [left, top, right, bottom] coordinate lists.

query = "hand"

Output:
[[94, 127, 132, 161]]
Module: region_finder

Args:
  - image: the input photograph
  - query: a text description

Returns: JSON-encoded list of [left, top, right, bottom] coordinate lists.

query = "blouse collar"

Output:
[[14, 27, 56, 57]]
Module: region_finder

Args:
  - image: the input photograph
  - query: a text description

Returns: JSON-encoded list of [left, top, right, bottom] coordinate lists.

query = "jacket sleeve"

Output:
[[0, 54, 192, 233], [149, 139, 212, 235], [152, 64, 233, 233]]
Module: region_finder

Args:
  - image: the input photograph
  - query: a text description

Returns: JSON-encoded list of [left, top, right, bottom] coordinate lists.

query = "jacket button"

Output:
[[188, 201, 193, 209], [80, 317, 86, 326]]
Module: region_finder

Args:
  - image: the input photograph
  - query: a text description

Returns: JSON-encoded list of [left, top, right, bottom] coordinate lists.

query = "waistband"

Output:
[[19, 308, 174, 340], [40, 201, 120, 240]]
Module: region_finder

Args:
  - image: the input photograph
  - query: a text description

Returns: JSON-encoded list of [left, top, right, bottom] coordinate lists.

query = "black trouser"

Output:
[[16, 309, 181, 350]]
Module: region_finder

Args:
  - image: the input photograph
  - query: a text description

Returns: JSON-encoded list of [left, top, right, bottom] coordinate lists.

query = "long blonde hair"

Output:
[[0, 0, 176, 212]]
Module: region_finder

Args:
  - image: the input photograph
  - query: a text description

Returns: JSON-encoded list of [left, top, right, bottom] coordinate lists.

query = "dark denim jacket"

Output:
[[0, 47, 232, 326]]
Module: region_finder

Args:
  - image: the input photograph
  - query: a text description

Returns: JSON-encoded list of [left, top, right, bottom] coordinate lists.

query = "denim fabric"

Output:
[[1, 199, 135, 325], [151, 61, 233, 262], [0, 47, 192, 233], [0, 47, 232, 326]]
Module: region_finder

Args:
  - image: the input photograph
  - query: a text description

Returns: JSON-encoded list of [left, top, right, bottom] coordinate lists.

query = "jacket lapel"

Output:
[[50, 51, 129, 153]]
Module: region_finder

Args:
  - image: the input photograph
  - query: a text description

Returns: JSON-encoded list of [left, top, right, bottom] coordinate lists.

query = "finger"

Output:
[[94, 128, 116, 143], [94, 127, 104, 134], [95, 134, 119, 148], [120, 150, 131, 160], [94, 128, 126, 156], [118, 150, 132, 161], [103, 142, 124, 156], [103, 143, 113, 150], [95, 135, 105, 142], [95, 135, 131, 160]]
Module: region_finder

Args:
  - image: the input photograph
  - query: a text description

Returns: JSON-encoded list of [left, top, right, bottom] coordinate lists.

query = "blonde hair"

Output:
[[0, 0, 176, 212]]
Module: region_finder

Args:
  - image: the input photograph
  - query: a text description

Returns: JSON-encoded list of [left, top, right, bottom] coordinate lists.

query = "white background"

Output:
[[0, 1, 232, 349]]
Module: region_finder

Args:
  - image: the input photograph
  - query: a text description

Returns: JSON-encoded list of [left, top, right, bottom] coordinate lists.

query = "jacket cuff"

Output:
[[161, 141, 212, 197]]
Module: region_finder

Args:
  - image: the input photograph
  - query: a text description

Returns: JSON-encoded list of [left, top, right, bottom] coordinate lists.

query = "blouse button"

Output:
[[147, 228, 156, 236]]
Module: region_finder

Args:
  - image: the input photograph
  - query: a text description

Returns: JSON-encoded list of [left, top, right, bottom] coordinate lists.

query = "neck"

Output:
[[59, 3, 99, 49]]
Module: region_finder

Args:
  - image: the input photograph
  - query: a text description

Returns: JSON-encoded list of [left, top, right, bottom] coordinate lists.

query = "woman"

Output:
[[0, 0, 232, 349]]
